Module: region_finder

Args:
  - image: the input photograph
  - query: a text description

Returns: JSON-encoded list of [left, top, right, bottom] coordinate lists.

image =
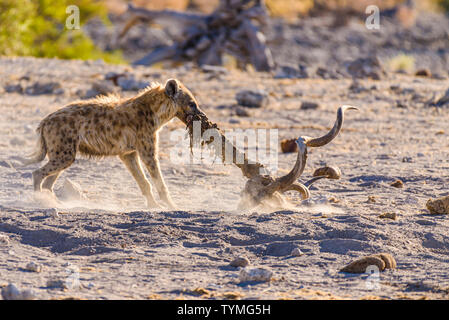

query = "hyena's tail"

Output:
[[19, 123, 47, 166]]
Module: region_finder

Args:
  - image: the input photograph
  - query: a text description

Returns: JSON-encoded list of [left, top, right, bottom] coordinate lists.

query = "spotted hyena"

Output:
[[22, 79, 201, 208]]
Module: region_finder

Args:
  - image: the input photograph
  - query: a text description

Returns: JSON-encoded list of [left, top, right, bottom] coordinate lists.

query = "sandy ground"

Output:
[[0, 57, 449, 300]]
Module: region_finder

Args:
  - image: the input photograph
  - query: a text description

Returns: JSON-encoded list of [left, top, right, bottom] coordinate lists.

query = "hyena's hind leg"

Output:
[[32, 148, 75, 192], [119, 151, 160, 208], [41, 172, 63, 192]]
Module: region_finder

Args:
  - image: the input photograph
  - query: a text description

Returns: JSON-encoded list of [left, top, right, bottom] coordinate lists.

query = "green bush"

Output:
[[439, 0, 449, 11], [0, 0, 124, 63]]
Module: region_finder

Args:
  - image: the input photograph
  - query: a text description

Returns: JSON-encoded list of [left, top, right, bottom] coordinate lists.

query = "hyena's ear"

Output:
[[165, 79, 179, 99]]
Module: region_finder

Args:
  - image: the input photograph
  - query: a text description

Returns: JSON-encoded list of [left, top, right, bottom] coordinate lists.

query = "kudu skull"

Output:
[[185, 105, 358, 210]]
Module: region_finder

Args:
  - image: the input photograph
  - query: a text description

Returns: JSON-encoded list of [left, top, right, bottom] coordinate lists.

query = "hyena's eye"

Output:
[[188, 102, 196, 109]]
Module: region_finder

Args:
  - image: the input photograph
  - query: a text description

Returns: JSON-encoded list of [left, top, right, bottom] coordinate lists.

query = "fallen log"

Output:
[[120, 0, 275, 71]]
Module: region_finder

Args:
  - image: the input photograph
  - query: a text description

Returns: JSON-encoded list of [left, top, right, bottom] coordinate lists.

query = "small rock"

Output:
[[236, 90, 268, 108], [344, 56, 385, 80], [340, 253, 396, 273], [234, 106, 250, 117], [46, 279, 68, 289], [10, 137, 26, 146], [117, 75, 150, 91], [92, 81, 117, 95], [378, 212, 397, 220], [367, 196, 377, 203], [280, 138, 298, 153], [201, 65, 228, 75], [431, 88, 449, 107], [0, 234, 10, 245], [48, 208, 60, 218], [25, 262, 42, 273], [1, 284, 21, 300], [274, 65, 308, 79], [20, 290, 36, 300], [316, 67, 339, 79], [396, 101, 408, 109], [230, 257, 250, 268], [25, 81, 62, 95], [391, 179, 404, 188], [239, 267, 272, 283], [415, 69, 431, 77], [349, 80, 368, 93], [426, 195, 449, 215], [1, 284, 35, 300], [104, 72, 127, 85], [4, 83, 24, 93], [300, 101, 320, 110], [402, 157, 413, 163], [291, 248, 303, 256]]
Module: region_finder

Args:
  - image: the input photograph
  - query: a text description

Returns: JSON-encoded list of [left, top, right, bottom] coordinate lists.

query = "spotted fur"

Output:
[[24, 79, 201, 209]]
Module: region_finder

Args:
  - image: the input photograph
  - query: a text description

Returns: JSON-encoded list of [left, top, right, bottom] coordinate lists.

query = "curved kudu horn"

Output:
[[265, 137, 308, 194], [304, 105, 358, 147], [264, 105, 357, 196], [304, 166, 342, 187]]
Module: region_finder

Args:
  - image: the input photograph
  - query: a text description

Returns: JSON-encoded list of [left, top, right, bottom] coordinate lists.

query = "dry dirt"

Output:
[[0, 57, 448, 300]]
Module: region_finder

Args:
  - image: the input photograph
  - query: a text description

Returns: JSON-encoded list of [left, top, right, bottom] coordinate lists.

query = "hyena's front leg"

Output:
[[138, 145, 176, 209], [119, 152, 160, 209]]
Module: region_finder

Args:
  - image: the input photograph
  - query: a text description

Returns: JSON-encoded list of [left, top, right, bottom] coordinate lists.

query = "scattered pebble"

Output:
[[117, 75, 150, 91], [1, 284, 36, 300], [234, 106, 250, 117], [50, 209, 60, 218], [415, 69, 431, 77], [201, 65, 228, 75], [221, 291, 245, 299], [230, 257, 250, 268], [426, 195, 449, 215], [0, 234, 9, 245], [46, 279, 68, 290], [379, 212, 398, 220], [300, 101, 320, 110], [340, 253, 396, 273], [236, 90, 268, 108], [402, 157, 413, 163], [396, 101, 408, 109], [84, 80, 118, 98], [4, 83, 24, 93], [239, 267, 272, 283], [274, 65, 308, 79], [190, 287, 211, 297], [316, 67, 340, 79], [25, 262, 42, 273], [280, 138, 298, 153], [344, 56, 385, 80], [25, 81, 63, 95], [391, 179, 404, 188], [291, 248, 303, 257], [367, 196, 377, 203]]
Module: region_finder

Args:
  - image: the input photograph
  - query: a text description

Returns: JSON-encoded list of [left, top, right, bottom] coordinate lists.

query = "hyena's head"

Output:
[[164, 79, 201, 125]]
